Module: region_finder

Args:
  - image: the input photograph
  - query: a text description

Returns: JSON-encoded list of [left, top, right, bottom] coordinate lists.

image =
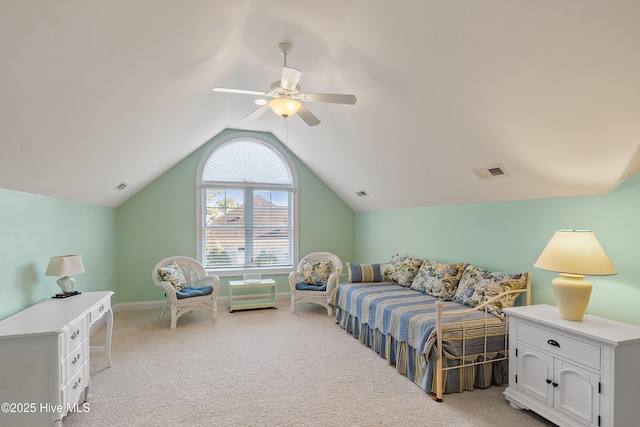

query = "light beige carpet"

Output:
[[66, 296, 554, 427]]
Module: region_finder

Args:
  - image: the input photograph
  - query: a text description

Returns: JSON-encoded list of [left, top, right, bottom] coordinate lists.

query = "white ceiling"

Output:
[[1, 1, 639, 211]]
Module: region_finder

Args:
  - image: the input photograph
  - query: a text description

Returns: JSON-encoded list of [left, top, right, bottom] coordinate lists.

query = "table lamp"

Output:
[[45, 255, 85, 297], [534, 230, 615, 321]]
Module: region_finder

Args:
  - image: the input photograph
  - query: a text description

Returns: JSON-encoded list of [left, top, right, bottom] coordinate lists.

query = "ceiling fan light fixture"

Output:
[[269, 97, 302, 118]]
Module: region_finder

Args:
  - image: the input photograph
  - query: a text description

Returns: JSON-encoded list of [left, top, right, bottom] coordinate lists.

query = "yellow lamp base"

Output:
[[552, 273, 592, 321]]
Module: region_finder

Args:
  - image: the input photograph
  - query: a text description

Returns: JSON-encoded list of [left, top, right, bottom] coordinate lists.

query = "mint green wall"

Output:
[[115, 129, 356, 302], [0, 188, 117, 319], [355, 174, 640, 326]]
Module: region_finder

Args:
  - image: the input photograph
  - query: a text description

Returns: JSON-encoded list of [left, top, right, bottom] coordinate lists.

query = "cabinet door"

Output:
[[517, 344, 554, 406], [554, 360, 600, 426]]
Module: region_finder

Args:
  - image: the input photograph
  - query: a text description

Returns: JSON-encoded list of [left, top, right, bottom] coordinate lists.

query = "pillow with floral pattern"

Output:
[[453, 265, 529, 314], [411, 260, 466, 298], [383, 253, 423, 287], [301, 259, 333, 286], [158, 262, 187, 291]]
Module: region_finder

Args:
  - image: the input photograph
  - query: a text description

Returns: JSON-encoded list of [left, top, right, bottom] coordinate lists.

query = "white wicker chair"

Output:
[[289, 252, 343, 316], [152, 256, 220, 329]]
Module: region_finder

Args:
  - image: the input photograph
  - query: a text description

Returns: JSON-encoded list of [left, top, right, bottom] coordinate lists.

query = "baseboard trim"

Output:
[[113, 300, 165, 313], [112, 293, 290, 313]]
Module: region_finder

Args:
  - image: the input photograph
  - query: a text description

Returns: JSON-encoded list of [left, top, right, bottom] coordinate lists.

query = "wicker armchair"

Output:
[[289, 252, 343, 316], [152, 256, 220, 329]]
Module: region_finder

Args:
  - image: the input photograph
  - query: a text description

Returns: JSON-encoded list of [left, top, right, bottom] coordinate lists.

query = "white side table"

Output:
[[228, 279, 277, 312], [503, 304, 640, 427]]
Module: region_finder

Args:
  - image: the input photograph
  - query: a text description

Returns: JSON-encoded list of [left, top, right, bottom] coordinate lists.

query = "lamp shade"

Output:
[[534, 230, 616, 275], [268, 97, 302, 118], [45, 255, 85, 277]]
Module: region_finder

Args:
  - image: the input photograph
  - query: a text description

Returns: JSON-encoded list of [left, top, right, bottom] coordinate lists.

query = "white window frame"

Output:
[[196, 131, 298, 276]]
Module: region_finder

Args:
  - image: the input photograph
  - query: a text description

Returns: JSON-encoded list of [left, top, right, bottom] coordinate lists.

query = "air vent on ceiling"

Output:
[[356, 190, 368, 197], [114, 182, 129, 191], [473, 164, 509, 180]]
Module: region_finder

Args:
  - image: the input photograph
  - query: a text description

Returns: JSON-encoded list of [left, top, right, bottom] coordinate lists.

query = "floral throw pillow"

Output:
[[157, 262, 187, 291], [301, 259, 333, 286], [453, 265, 529, 314], [383, 253, 423, 287], [411, 260, 466, 299]]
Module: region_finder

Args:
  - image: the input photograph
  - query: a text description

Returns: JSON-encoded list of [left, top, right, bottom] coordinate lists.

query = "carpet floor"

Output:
[[65, 295, 555, 426]]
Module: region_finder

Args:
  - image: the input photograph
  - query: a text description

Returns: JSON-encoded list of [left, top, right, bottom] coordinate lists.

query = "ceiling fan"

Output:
[[212, 42, 357, 126]]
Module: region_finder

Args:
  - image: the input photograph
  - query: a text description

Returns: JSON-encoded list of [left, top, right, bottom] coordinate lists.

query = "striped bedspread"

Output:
[[331, 282, 507, 361]]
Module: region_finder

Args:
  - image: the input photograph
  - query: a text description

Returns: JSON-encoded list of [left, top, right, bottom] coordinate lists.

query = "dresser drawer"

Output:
[[91, 298, 111, 325], [63, 362, 88, 413], [65, 316, 88, 353], [64, 339, 88, 381], [517, 321, 601, 370]]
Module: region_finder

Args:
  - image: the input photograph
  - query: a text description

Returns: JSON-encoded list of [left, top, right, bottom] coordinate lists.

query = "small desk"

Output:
[[228, 279, 277, 312], [0, 291, 113, 426]]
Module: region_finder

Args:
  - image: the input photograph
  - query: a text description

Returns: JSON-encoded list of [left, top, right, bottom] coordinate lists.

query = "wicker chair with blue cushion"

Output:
[[152, 256, 220, 329], [289, 252, 343, 316]]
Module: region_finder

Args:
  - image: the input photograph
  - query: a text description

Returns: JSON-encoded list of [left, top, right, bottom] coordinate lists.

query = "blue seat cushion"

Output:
[[175, 285, 214, 299], [295, 282, 327, 291]]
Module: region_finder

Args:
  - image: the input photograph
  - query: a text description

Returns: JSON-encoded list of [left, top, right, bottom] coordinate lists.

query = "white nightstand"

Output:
[[503, 304, 640, 427]]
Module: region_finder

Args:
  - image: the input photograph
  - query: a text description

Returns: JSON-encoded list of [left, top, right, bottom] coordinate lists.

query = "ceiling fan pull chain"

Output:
[[284, 116, 289, 153]]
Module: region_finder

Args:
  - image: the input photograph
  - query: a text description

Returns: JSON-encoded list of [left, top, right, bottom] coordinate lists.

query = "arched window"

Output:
[[196, 132, 298, 274]]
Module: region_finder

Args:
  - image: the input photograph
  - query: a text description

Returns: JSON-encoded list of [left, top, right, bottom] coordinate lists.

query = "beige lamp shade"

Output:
[[268, 97, 302, 118], [45, 255, 85, 277], [534, 230, 615, 321], [534, 230, 616, 275]]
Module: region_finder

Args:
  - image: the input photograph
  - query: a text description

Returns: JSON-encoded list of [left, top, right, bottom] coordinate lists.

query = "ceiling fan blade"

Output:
[[242, 104, 271, 121], [280, 67, 302, 91], [297, 105, 321, 127], [300, 92, 357, 105], [212, 87, 266, 96]]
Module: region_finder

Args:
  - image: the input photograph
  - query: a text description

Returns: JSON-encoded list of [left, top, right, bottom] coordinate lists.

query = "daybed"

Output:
[[330, 255, 531, 401]]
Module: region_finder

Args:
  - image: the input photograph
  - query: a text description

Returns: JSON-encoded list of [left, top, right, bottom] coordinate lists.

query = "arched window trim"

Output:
[[196, 131, 299, 276]]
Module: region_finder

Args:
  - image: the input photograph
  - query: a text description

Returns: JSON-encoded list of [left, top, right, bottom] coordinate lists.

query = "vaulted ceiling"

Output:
[[1, 1, 639, 212]]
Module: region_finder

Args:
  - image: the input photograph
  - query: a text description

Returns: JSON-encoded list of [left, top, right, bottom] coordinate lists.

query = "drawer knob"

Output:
[[546, 379, 552, 384], [552, 382, 558, 388], [547, 339, 560, 347], [72, 353, 81, 365]]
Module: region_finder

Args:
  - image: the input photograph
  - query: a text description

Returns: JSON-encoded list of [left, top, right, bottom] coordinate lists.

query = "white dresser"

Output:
[[0, 291, 113, 426], [503, 304, 640, 427]]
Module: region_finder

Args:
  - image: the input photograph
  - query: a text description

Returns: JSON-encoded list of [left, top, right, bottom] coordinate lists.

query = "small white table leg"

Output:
[[104, 307, 113, 367], [90, 307, 113, 368]]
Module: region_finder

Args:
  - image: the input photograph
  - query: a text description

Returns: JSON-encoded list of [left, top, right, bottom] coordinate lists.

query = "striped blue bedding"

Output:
[[331, 282, 509, 394]]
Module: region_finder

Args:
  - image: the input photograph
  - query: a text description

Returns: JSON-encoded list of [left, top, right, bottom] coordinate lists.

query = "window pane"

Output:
[[204, 188, 245, 268], [203, 188, 292, 270], [253, 191, 291, 267]]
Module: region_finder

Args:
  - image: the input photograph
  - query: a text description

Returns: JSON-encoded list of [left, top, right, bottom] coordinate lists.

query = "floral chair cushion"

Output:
[[453, 265, 529, 314], [410, 260, 466, 299], [157, 262, 187, 291], [301, 259, 333, 286], [347, 262, 383, 283], [383, 254, 423, 287]]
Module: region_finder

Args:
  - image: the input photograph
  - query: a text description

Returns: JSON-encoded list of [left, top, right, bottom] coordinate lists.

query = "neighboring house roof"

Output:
[[207, 194, 289, 241]]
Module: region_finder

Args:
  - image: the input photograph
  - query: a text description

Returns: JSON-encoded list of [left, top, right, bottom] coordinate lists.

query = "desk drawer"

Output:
[[91, 298, 110, 325], [63, 362, 88, 412], [65, 339, 88, 380], [517, 321, 601, 370], [65, 316, 88, 353]]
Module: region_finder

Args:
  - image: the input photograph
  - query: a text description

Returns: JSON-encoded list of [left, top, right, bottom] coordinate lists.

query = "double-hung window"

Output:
[[196, 132, 298, 275]]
